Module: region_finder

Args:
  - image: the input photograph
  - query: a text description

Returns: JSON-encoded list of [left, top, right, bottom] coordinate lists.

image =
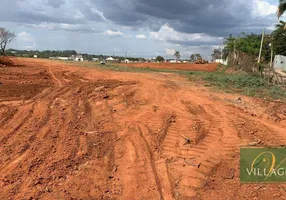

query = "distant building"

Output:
[[69, 55, 75, 60], [33, 55, 38, 58], [274, 55, 286, 70], [58, 57, 69, 60], [106, 57, 116, 63], [74, 55, 84, 62], [124, 59, 130, 63], [92, 58, 99, 62]]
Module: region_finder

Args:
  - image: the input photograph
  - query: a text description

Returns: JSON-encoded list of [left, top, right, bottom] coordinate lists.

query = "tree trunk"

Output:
[[1, 48, 6, 57]]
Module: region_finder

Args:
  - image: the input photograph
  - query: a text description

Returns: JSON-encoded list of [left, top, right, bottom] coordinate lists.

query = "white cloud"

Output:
[[17, 32, 36, 49], [252, 0, 277, 17], [165, 48, 175, 56], [91, 8, 108, 22], [28, 22, 82, 30], [104, 30, 124, 36], [135, 34, 147, 39], [17, 32, 34, 42], [74, 11, 85, 20], [26, 22, 100, 33], [149, 24, 219, 44], [24, 44, 37, 49]]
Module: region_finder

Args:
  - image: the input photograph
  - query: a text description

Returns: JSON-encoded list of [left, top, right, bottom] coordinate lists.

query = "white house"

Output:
[[106, 57, 115, 61], [106, 57, 117, 63], [274, 55, 286, 70], [58, 57, 69, 60], [33, 55, 38, 58], [74, 55, 84, 62], [92, 58, 99, 62], [124, 59, 130, 63]]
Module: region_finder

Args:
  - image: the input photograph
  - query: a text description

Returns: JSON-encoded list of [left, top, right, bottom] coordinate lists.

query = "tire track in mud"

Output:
[[1, 68, 135, 198], [0, 103, 36, 145], [2, 59, 286, 200], [0, 104, 18, 128], [230, 113, 286, 147], [111, 124, 162, 200], [48, 67, 63, 87], [0, 74, 83, 197], [108, 80, 241, 199], [156, 102, 240, 199]]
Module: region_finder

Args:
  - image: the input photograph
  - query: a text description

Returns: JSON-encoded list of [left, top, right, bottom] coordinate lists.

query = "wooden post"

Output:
[[258, 29, 265, 64]]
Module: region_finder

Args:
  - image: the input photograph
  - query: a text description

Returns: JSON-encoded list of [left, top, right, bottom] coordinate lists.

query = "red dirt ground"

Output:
[[0, 56, 16, 67], [0, 58, 286, 200], [119, 62, 217, 72]]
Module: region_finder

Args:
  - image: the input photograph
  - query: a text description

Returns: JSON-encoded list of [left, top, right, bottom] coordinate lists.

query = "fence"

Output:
[[228, 51, 286, 85]]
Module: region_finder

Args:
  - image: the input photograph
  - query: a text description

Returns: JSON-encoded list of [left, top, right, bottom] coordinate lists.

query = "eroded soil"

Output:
[[0, 58, 285, 200]]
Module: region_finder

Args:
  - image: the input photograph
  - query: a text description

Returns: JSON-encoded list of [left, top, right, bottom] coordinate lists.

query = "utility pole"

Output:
[[258, 28, 265, 64], [270, 36, 274, 68], [234, 40, 236, 59], [220, 46, 223, 60], [269, 43, 273, 68]]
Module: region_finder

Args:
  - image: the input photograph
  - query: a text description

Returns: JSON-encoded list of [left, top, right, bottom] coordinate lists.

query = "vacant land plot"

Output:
[[119, 62, 217, 72], [0, 58, 285, 200]]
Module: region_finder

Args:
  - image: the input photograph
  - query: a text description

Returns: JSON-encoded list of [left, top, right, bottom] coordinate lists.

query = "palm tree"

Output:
[[272, 21, 286, 55], [278, 0, 286, 29], [174, 51, 181, 62]]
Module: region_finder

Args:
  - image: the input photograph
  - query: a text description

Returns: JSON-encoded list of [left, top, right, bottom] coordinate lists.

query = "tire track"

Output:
[[158, 102, 239, 199]]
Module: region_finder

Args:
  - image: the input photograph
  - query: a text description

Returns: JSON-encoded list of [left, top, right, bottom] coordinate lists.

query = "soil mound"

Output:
[[0, 56, 15, 66]]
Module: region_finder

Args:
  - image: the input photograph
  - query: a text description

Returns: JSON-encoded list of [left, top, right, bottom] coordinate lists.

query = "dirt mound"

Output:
[[0, 56, 15, 66]]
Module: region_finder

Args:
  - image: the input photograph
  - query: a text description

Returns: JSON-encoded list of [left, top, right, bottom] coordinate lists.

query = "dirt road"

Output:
[[1, 58, 286, 200]]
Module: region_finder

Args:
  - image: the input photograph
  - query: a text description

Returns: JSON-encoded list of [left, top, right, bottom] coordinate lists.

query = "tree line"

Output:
[[221, 21, 286, 63]]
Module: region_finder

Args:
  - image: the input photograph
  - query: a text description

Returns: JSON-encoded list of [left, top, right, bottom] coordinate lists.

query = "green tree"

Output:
[[278, 0, 286, 29], [222, 33, 271, 62], [174, 51, 181, 61], [223, 34, 236, 59], [272, 21, 286, 56], [190, 54, 196, 62], [195, 53, 202, 60], [155, 55, 164, 62], [211, 49, 222, 60], [190, 53, 202, 61], [278, 0, 286, 17]]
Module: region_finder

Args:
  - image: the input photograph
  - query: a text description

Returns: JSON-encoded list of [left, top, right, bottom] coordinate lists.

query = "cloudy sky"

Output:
[[1, 0, 285, 59]]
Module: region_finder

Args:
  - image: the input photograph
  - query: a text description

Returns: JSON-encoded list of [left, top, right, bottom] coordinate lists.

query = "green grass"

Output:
[[64, 61, 286, 101], [194, 71, 286, 101]]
